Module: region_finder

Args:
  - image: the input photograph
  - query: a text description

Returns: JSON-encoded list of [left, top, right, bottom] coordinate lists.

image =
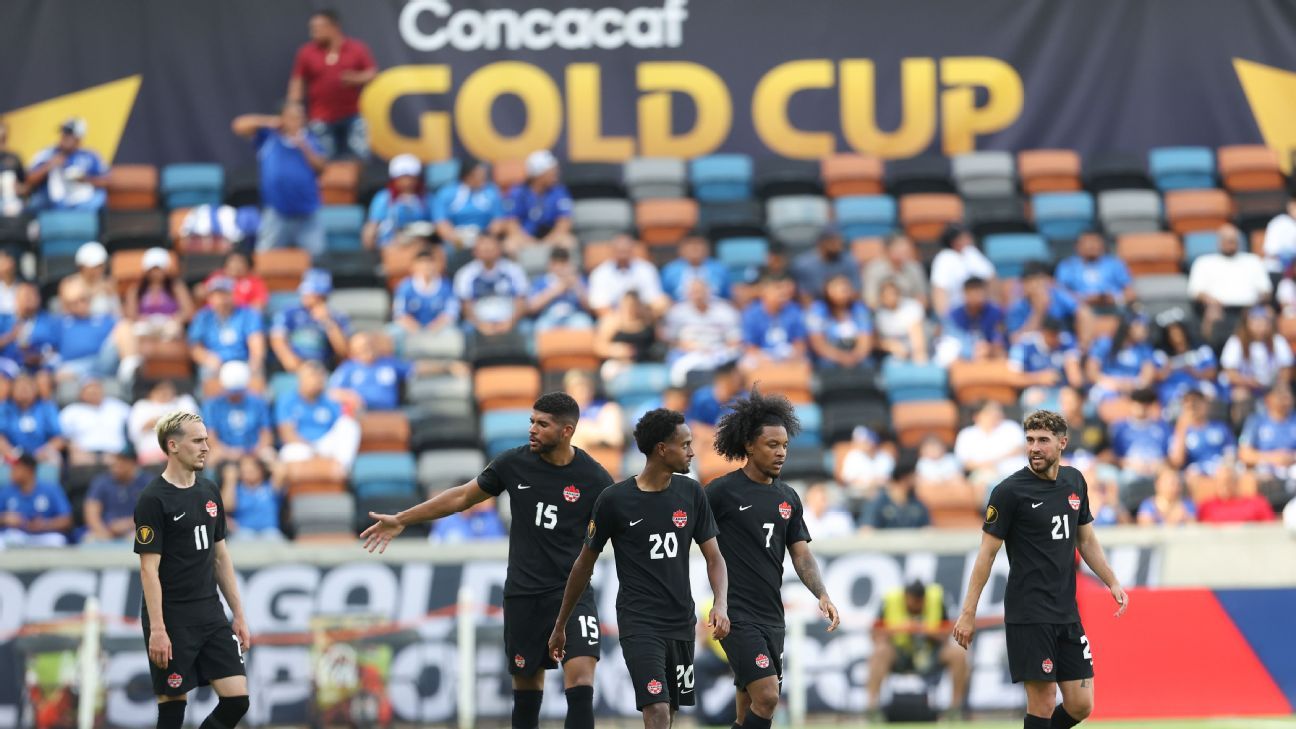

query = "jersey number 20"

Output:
[[649, 532, 678, 559], [1051, 515, 1071, 540]]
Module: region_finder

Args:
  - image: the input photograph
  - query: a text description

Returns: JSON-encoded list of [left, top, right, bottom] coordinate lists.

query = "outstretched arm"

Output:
[[788, 540, 840, 631], [548, 546, 600, 661], [360, 479, 492, 553], [1077, 522, 1129, 617], [699, 538, 731, 639], [952, 531, 1002, 649]]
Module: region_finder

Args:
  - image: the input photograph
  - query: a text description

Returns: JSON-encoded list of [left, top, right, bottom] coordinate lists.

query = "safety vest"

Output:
[[882, 584, 944, 653]]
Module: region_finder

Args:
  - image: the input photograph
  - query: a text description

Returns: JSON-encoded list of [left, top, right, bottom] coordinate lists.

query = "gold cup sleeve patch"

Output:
[[587, 520, 596, 539], [136, 525, 155, 544], [985, 506, 998, 524]]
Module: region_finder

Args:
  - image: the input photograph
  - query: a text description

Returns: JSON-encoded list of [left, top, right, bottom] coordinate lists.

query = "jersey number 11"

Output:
[[194, 524, 210, 550]]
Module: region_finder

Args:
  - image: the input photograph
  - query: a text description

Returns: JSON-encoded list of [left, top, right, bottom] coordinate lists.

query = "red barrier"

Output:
[[1078, 578, 1292, 719]]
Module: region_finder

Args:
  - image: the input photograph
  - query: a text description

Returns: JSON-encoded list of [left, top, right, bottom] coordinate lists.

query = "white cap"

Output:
[[219, 360, 251, 391], [75, 241, 108, 268], [142, 247, 171, 272], [388, 154, 422, 179], [526, 149, 558, 178]]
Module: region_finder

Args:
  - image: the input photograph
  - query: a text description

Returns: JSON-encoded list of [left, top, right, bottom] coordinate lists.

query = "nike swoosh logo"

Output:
[[1032, 502, 1044, 508], [587, 640, 598, 645], [739, 505, 753, 511], [173, 513, 185, 521], [680, 689, 694, 694], [630, 519, 643, 526], [517, 484, 531, 490]]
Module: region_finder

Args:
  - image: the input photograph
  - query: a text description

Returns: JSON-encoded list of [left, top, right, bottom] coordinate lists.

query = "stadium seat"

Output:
[[223, 164, 260, 208], [268, 372, 299, 403], [37, 210, 98, 257], [1131, 274, 1191, 306], [536, 328, 599, 372], [474, 365, 541, 411], [700, 200, 765, 240], [689, 154, 754, 202], [352, 451, 416, 486], [792, 402, 823, 447], [983, 233, 1050, 278], [964, 196, 1030, 238], [1217, 145, 1285, 192], [1148, 146, 1215, 191], [1031, 192, 1095, 241], [425, 159, 461, 191], [606, 363, 670, 406], [1182, 231, 1225, 265], [881, 359, 948, 403], [564, 162, 626, 199], [417, 448, 486, 491], [886, 156, 954, 195], [716, 237, 769, 280], [766, 195, 830, 247], [381, 244, 419, 290], [290, 493, 355, 535], [255, 248, 310, 291], [493, 158, 526, 191], [745, 360, 814, 403], [834, 195, 896, 239], [283, 457, 347, 496], [469, 330, 533, 367], [320, 161, 360, 205], [358, 411, 411, 452], [106, 164, 159, 210], [917, 483, 982, 528], [948, 359, 1020, 405], [821, 154, 885, 197], [354, 493, 428, 536], [1097, 190, 1162, 235], [1017, 149, 1082, 194], [898, 193, 962, 242], [404, 328, 466, 362], [137, 338, 192, 381], [815, 367, 882, 403], [780, 444, 830, 481], [571, 198, 634, 243], [822, 398, 890, 444], [1085, 153, 1153, 192], [1116, 232, 1183, 276], [326, 249, 382, 289], [515, 242, 554, 278], [1234, 189, 1288, 234], [481, 409, 532, 458], [320, 205, 365, 251], [754, 158, 821, 198], [1164, 188, 1232, 235], [624, 157, 688, 200], [102, 209, 167, 251], [851, 237, 886, 266], [328, 288, 390, 328], [892, 400, 959, 448], [410, 410, 479, 452], [951, 151, 1016, 198], [636, 198, 699, 245], [160, 163, 224, 209]]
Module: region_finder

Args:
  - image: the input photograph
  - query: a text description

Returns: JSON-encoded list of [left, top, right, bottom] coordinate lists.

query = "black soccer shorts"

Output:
[[620, 634, 697, 710], [141, 617, 246, 697], [503, 588, 600, 676], [720, 622, 785, 690], [1005, 621, 1094, 683]]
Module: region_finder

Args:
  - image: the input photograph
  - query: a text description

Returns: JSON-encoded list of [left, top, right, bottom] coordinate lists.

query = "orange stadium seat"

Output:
[[284, 458, 348, 496], [636, 198, 699, 245], [892, 400, 959, 448], [821, 154, 884, 197], [745, 360, 813, 403], [382, 244, 419, 290], [1217, 145, 1284, 192], [1116, 232, 1183, 276], [536, 328, 600, 372], [138, 338, 193, 380], [320, 160, 361, 205], [255, 248, 311, 291], [493, 158, 527, 191], [851, 237, 886, 265], [916, 481, 982, 528], [949, 360, 1020, 405], [107, 165, 160, 210], [1164, 189, 1232, 235], [583, 446, 624, 479], [474, 366, 542, 411], [358, 411, 411, 452], [899, 193, 963, 242], [1017, 149, 1082, 194]]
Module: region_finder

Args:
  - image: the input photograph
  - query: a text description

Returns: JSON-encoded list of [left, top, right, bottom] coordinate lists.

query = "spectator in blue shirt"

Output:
[[392, 246, 460, 336], [363, 154, 432, 250], [0, 283, 52, 374], [83, 449, 149, 542], [202, 361, 275, 465], [1137, 467, 1197, 526], [1086, 314, 1158, 403], [0, 373, 64, 465], [433, 158, 506, 250], [1009, 318, 1084, 416], [503, 149, 575, 252], [1005, 261, 1081, 342], [1056, 232, 1134, 310], [232, 102, 327, 257], [452, 234, 529, 335], [188, 276, 267, 380], [1155, 317, 1219, 411], [795, 229, 864, 306], [685, 360, 746, 428], [221, 456, 285, 541], [860, 462, 930, 530], [741, 272, 808, 367], [38, 278, 128, 384], [939, 277, 1006, 363], [805, 273, 873, 369], [1238, 385, 1296, 482], [276, 360, 360, 469], [0, 453, 71, 547], [270, 269, 351, 371], [430, 499, 507, 543], [1170, 389, 1235, 502], [528, 247, 592, 331], [1110, 388, 1172, 478], [26, 118, 107, 211], [329, 332, 414, 412], [660, 233, 730, 302]]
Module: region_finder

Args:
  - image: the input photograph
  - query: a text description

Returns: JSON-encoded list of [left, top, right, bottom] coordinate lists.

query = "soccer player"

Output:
[[548, 409, 731, 729], [707, 390, 840, 729], [361, 393, 613, 729], [953, 410, 1129, 728], [133, 412, 250, 729]]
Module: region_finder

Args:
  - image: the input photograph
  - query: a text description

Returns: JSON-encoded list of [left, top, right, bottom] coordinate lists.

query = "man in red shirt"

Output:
[[287, 9, 377, 160], [1198, 467, 1277, 524]]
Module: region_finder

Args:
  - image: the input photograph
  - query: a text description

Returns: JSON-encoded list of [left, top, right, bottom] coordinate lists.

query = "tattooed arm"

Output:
[[788, 541, 840, 631]]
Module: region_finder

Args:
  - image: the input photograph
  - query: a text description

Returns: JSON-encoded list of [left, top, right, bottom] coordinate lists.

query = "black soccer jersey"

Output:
[[133, 476, 228, 626], [586, 475, 719, 640], [984, 466, 1094, 624], [478, 445, 615, 597], [706, 470, 811, 627]]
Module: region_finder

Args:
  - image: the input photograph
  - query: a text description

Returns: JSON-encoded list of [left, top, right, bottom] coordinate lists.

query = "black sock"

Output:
[[1051, 704, 1081, 729], [732, 724, 743, 729], [512, 689, 543, 729], [742, 713, 773, 729], [1025, 714, 1051, 729], [563, 685, 594, 729], [157, 701, 186, 729], [200, 696, 249, 729]]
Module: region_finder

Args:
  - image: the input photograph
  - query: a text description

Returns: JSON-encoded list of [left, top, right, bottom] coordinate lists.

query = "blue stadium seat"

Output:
[[1031, 192, 1095, 241], [793, 403, 822, 447], [1183, 231, 1229, 264], [37, 210, 99, 257], [268, 372, 298, 403], [425, 159, 461, 192], [1148, 147, 1215, 192], [320, 205, 365, 251], [606, 363, 670, 404], [881, 359, 948, 403], [689, 154, 754, 203], [267, 291, 299, 319], [160, 163, 224, 209], [352, 452, 416, 487], [983, 233, 1050, 277], [716, 237, 769, 280], [481, 409, 532, 458], [834, 195, 897, 240], [0, 462, 60, 485]]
